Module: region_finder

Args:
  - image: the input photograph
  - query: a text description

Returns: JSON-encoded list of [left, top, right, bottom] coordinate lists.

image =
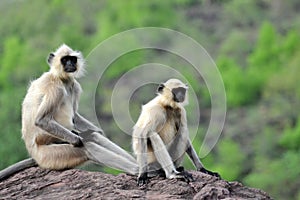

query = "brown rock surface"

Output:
[[0, 167, 272, 199]]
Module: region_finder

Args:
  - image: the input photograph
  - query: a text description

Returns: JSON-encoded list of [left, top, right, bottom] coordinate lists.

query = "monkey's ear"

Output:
[[157, 83, 165, 93], [47, 53, 55, 65]]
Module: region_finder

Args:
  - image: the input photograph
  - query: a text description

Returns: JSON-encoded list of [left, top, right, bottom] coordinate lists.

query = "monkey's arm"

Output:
[[186, 139, 204, 170], [180, 109, 203, 170], [186, 140, 220, 178], [72, 81, 103, 135], [73, 113, 103, 134], [0, 158, 37, 180], [35, 89, 82, 146]]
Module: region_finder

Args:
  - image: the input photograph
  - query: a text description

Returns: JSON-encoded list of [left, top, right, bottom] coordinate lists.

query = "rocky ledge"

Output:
[[0, 167, 272, 199]]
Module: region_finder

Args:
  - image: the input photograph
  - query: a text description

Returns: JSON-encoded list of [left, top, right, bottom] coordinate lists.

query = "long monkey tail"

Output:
[[0, 158, 37, 180]]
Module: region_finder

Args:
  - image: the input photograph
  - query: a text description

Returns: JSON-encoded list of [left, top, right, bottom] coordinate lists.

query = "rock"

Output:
[[0, 167, 272, 200]]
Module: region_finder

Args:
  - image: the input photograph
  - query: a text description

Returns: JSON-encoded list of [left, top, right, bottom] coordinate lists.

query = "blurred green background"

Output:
[[1, 0, 300, 199]]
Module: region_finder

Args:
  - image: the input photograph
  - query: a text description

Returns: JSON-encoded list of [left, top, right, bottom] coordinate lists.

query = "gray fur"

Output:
[[133, 79, 219, 185], [0, 44, 138, 180]]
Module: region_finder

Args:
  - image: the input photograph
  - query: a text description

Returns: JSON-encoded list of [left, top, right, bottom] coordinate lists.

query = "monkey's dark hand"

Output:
[[72, 136, 84, 148], [71, 130, 80, 135], [71, 130, 84, 147], [199, 167, 220, 178], [176, 166, 185, 172], [137, 172, 149, 186]]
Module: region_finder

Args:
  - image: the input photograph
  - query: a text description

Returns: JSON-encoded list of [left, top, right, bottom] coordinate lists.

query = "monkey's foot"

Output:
[[169, 171, 194, 183], [176, 166, 185, 172], [150, 169, 165, 178], [150, 166, 185, 178], [155, 166, 185, 178], [137, 172, 149, 186], [199, 167, 221, 178]]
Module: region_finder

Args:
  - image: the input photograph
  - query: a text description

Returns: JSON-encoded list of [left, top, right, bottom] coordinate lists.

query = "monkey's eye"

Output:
[[61, 56, 77, 65], [61, 57, 67, 64], [70, 56, 77, 64]]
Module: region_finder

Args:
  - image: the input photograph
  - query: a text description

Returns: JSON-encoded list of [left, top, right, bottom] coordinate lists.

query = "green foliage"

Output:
[[217, 56, 259, 107], [264, 51, 300, 99], [214, 139, 245, 181], [252, 31, 300, 199], [219, 30, 253, 65], [102, 167, 122, 175], [93, 0, 179, 43], [217, 22, 300, 109], [224, 0, 265, 27], [249, 22, 279, 68], [281, 30, 300, 59], [244, 151, 300, 199], [0, 89, 27, 169], [280, 119, 300, 151], [247, 22, 280, 86], [0, 36, 26, 88]]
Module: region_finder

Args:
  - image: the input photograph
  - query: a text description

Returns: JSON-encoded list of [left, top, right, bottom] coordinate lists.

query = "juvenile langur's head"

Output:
[[47, 44, 85, 79], [157, 79, 188, 106]]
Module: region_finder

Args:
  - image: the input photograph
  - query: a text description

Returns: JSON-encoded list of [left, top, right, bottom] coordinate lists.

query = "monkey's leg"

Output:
[[84, 142, 138, 175], [0, 158, 37, 180], [32, 144, 88, 169], [80, 131, 136, 164], [136, 136, 149, 186], [73, 113, 104, 134], [149, 132, 193, 182], [168, 132, 187, 168], [148, 132, 177, 177], [167, 136, 194, 182]]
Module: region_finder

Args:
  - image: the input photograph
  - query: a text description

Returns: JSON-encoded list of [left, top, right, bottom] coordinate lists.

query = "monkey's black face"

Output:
[[61, 56, 77, 73], [172, 87, 186, 102]]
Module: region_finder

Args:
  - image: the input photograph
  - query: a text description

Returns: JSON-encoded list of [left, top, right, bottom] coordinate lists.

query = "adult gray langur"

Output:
[[132, 79, 220, 186], [0, 44, 138, 180]]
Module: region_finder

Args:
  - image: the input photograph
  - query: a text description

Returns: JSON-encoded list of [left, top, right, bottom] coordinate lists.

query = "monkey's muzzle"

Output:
[[64, 63, 77, 73], [172, 87, 186, 103]]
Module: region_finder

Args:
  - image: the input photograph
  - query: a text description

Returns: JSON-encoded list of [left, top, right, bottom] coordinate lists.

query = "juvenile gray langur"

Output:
[[0, 44, 137, 180], [132, 79, 219, 186]]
